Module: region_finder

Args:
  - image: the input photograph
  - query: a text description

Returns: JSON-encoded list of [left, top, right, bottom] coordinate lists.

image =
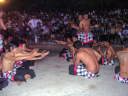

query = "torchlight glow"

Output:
[[0, 0, 5, 3]]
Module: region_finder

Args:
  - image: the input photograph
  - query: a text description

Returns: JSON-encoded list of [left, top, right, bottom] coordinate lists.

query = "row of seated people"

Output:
[[0, 38, 49, 90], [56, 35, 128, 83]]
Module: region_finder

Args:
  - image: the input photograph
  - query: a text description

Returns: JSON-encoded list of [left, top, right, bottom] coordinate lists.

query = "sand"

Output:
[[0, 43, 128, 96]]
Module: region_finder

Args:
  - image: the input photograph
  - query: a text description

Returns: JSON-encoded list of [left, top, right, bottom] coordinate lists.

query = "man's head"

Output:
[[84, 14, 89, 20], [73, 40, 83, 50], [18, 40, 26, 49], [78, 15, 84, 21], [5, 43, 17, 52]]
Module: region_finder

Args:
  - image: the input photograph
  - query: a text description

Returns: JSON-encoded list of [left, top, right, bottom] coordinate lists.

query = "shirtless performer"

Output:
[[71, 14, 90, 32], [115, 46, 128, 83], [12, 40, 43, 69], [55, 37, 75, 62], [71, 14, 93, 47], [2, 43, 49, 82], [73, 41, 100, 78], [97, 42, 116, 65]]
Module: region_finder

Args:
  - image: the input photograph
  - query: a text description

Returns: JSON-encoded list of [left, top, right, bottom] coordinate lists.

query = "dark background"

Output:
[[6, 0, 128, 11]]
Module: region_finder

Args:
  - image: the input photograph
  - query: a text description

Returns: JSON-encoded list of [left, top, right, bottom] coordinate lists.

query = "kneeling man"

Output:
[[73, 41, 100, 78], [2, 44, 49, 82]]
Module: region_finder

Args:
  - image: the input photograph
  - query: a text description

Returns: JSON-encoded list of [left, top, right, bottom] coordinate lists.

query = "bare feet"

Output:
[[24, 74, 31, 81]]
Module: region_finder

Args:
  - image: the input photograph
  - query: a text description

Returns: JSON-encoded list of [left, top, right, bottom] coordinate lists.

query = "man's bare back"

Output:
[[2, 52, 15, 72], [71, 14, 90, 33], [2, 47, 49, 73], [76, 48, 99, 73], [117, 51, 128, 78]]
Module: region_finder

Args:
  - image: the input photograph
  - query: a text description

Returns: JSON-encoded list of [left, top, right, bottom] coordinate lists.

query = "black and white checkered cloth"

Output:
[[63, 49, 72, 62], [115, 73, 128, 83], [102, 57, 115, 65], [76, 64, 96, 79], [77, 32, 93, 44]]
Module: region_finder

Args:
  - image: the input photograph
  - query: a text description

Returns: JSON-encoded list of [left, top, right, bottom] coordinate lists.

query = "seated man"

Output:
[[55, 35, 77, 62], [94, 42, 116, 65], [13, 40, 41, 69], [73, 41, 100, 79], [2, 43, 49, 82], [115, 50, 128, 83]]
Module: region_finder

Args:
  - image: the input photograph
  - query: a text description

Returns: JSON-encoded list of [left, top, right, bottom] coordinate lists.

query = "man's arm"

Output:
[[55, 40, 67, 45], [15, 51, 49, 61], [25, 51, 49, 60], [15, 50, 44, 60], [0, 19, 6, 30]]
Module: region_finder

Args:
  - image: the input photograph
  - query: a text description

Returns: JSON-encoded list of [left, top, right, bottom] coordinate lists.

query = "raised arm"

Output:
[[55, 40, 67, 45], [0, 19, 6, 30], [15, 50, 49, 61]]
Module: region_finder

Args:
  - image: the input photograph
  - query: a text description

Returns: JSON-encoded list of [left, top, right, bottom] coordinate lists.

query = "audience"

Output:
[[1, 9, 128, 90]]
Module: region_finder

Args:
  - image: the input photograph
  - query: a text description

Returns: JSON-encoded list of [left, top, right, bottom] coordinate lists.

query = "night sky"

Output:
[[7, 0, 128, 10]]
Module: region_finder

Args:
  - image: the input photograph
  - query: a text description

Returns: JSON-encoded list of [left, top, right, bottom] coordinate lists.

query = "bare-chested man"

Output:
[[55, 38, 75, 62], [80, 14, 90, 32], [12, 40, 47, 69], [2, 43, 49, 82], [71, 14, 90, 32], [115, 46, 128, 83], [97, 42, 116, 65], [73, 41, 100, 78], [71, 14, 93, 47]]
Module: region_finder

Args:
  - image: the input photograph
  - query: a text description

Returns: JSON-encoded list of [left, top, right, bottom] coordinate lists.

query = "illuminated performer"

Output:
[[72, 41, 100, 79], [71, 14, 93, 47], [2, 43, 49, 82], [115, 46, 128, 83]]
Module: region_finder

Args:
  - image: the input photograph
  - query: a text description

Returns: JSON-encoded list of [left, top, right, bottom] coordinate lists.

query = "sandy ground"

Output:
[[0, 43, 128, 96]]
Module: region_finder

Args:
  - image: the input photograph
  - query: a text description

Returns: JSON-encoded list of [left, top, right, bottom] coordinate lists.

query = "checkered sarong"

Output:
[[77, 32, 93, 44], [60, 48, 72, 62], [76, 64, 96, 79], [101, 57, 115, 65], [115, 73, 128, 84]]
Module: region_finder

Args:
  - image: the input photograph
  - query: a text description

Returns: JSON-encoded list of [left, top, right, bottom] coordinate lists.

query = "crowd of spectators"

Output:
[[2, 9, 128, 45]]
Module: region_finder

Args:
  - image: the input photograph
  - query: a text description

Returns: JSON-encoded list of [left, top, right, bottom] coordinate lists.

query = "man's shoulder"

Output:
[[77, 49, 86, 55]]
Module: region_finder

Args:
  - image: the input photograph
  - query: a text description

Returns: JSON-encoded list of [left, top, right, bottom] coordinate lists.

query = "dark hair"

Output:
[[73, 40, 83, 49], [10, 38, 26, 47], [4, 43, 16, 52]]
